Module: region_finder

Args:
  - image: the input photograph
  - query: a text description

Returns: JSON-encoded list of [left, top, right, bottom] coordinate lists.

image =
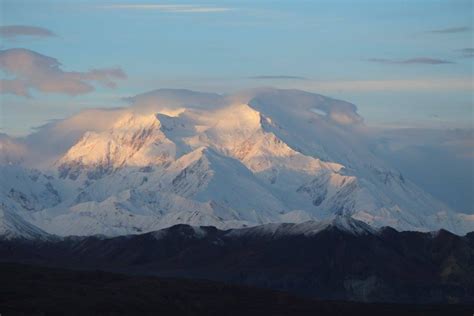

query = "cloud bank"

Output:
[[0, 25, 56, 39], [368, 57, 453, 65], [0, 48, 126, 97]]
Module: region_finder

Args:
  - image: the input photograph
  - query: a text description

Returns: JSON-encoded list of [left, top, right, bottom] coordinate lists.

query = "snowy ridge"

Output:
[[226, 216, 376, 238]]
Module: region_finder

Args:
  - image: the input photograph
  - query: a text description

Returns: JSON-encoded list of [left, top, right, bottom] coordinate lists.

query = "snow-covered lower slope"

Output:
[[0, 88, 472, 237], [0, 207, 51, 240]]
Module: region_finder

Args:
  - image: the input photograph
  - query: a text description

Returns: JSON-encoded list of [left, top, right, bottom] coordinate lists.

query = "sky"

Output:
[[0, 0, 473, 135]]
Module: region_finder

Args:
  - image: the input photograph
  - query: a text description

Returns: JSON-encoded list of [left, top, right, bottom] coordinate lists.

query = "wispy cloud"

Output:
[[98, 4, 233, 13], [368, 57, 453, 65], [285, 78, 473, 93], [0, 48, 126, 97], [428, 26, 470, 34], [248, 75, 308, 80], [0, 25, 56, 39], [456, 48, 474, 58]]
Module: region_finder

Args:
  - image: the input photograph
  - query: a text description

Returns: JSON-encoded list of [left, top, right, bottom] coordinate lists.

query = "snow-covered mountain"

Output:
[[0, 88, 472, 237]]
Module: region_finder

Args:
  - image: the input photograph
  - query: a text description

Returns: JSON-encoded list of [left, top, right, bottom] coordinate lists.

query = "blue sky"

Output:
[[0, 0, 472, 135]]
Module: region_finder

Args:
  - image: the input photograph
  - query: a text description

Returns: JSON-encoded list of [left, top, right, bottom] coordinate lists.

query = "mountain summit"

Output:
[[1, 88, 472, 237]]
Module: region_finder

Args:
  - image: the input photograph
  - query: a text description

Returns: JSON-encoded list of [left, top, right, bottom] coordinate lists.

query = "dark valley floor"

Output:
[[1, 262, 473, 316]]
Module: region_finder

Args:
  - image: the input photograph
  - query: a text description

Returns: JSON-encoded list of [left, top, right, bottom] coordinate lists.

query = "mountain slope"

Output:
[[0, 207, 51, 240]]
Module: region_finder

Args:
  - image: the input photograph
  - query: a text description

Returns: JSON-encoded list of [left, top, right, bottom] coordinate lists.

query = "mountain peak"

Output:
[[56, 112, 175, 179], [2, 88, 472, 237]]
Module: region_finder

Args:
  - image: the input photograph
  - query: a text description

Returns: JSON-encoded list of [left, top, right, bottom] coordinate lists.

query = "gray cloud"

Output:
[[429, 26, 470, 34], [248, 75, 308, 80], [456, 48, 474, 58], [368, 57, 453, 65], [0, 25, 56, 39], [0, 48, 126, 97], [98, 4, 233, 13]]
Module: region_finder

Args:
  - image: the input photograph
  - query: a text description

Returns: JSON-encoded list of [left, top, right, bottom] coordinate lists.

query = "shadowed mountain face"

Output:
[[2, 220, 473, 304]]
